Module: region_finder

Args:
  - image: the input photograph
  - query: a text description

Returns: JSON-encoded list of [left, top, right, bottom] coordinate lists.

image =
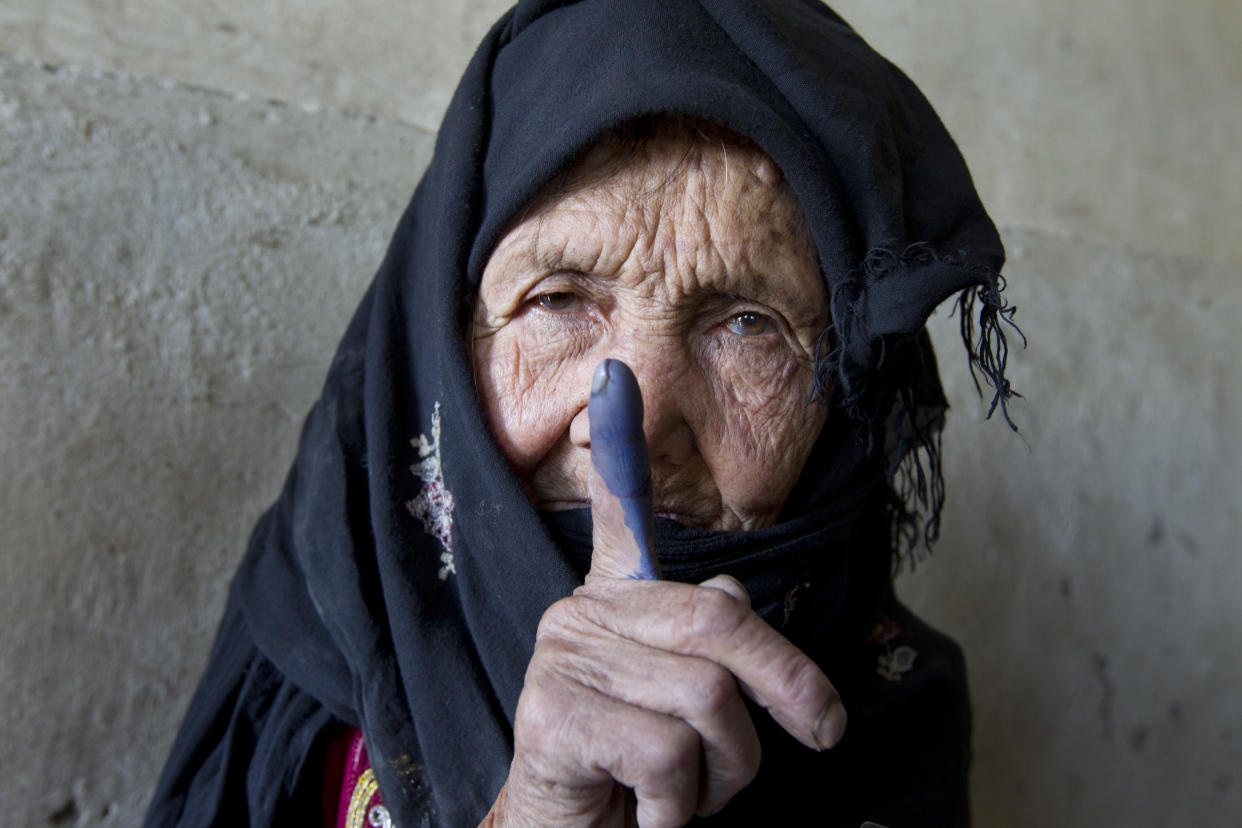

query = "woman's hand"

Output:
[[484, 466, 846, 827], [494, 576, 845, 827]]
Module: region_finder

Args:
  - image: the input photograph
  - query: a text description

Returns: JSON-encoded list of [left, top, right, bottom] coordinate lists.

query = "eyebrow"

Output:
[[523, 232, 606, 280], [512, 219, 824, 321]]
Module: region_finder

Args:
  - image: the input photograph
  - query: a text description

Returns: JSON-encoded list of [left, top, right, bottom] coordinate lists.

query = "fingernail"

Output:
[[812, 699, 847, 751], [591, 360, 610, 394]]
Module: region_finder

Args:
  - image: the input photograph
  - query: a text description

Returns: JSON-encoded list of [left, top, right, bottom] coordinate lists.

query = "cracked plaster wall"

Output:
[[1, 1, 1238, 825]]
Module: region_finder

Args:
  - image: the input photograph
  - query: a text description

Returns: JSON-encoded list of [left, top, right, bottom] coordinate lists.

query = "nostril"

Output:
[[569, 405, 592, 448], [646, 418, 696, 467]]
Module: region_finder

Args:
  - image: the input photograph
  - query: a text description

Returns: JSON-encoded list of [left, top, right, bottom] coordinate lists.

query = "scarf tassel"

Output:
[[955, 268, 1026, 431], [806, 245, 1024, 567]]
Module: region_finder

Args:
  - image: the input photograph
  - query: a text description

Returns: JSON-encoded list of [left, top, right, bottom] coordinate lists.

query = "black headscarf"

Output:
[[148, 1, 1016, 825]]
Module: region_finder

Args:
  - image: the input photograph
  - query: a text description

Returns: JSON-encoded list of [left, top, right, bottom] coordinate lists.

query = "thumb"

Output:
[[587, 359, 659, 581]]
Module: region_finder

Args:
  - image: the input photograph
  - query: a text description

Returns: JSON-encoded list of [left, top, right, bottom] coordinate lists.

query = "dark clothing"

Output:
[[149, 1, 1015, 824]]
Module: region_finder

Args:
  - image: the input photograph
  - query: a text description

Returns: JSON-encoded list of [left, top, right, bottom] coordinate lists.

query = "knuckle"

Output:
[[683, 585, 747, 640], [739, 736, 762, 783], [641, 723, 700, 784], [536, 596, 587, 641], [699, 738, 760, 819], [637, 799, 694, 828], [526, 637, 572, 680], [513, 687, 568, 755], [636, 800, 693, 828], [631, 728, 701, 827], [772, 650, 830, 711], [691, 663, 738, 719], [700, 573, 750, 606]]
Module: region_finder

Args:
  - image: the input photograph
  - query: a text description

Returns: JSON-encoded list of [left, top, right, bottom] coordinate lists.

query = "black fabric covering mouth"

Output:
[[147, 1, 1015, 825]]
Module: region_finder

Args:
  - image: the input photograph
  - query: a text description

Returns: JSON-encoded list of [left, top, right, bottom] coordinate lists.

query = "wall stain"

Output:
[[46, 798, 77, 825], [1147, 513, 1165, 545], [1091, 651, 1115, 742]]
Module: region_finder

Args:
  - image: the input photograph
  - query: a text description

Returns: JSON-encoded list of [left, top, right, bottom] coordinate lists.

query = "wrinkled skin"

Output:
[[472, 128, 829, 532], [473, 125, 843, 827]]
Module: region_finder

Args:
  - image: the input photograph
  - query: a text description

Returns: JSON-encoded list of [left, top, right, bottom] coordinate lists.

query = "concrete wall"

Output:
[[1, 1, 1237, 825]]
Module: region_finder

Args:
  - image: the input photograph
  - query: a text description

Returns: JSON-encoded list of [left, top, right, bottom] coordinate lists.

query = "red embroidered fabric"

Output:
[[322, 728, 386, 828]]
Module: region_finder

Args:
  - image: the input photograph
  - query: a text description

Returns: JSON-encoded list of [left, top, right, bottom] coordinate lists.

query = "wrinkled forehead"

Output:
[[512, 116, 804, 241], [477, 116, 828, 324], [463, 113, 849, 293], [540, 118, 783, 204]]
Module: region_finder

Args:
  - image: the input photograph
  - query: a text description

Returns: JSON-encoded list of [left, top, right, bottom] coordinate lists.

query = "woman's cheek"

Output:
[[699, 333, 805, 428], [699, 338, 823, 509], [476, 322, 589, 474]]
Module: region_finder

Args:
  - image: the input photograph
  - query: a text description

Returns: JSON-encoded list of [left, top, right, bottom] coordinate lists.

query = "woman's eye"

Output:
[[534, 292, 579, 312], [725, 311, 774, 336]]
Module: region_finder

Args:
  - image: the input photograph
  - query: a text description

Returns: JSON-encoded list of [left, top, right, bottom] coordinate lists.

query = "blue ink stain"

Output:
[[589, 359, 659, 580]]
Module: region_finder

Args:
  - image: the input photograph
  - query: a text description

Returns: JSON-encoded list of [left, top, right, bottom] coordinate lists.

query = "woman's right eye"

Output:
[[534, 292, 579, 312], [724, 310, 775, 336]]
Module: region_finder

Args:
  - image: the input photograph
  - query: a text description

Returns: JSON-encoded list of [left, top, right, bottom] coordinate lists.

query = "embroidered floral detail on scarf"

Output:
[[867, 615, 903, 645], [876, 645, 918, 681], [406, 401, 456, 580], [868, 614, 918, 681]]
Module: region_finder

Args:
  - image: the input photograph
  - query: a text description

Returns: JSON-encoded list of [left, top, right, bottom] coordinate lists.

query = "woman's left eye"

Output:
[[725, 311, 775, 336], [534, 292, 579, 312]]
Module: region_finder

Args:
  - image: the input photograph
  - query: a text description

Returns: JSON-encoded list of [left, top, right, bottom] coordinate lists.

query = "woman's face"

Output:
[[472, 130, 829, 531]]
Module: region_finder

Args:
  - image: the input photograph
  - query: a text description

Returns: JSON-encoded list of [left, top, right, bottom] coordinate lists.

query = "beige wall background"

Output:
[[1, 1, 1238, 824]]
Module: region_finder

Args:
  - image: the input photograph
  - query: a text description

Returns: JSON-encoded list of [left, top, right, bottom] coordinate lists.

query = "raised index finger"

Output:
[[588, 358, 660, 581]]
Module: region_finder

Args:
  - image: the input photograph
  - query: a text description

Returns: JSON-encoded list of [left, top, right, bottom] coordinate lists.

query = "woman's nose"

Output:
[[634, 365, 695, 466], [572, 348, 695, 467]]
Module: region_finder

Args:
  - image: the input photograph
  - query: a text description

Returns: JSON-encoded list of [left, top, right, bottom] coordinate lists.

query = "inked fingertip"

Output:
[[591, 359, 610, 394]]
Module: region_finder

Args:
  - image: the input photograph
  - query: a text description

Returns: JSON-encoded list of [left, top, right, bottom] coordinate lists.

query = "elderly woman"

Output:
[[148, 1, 1017, 826]]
